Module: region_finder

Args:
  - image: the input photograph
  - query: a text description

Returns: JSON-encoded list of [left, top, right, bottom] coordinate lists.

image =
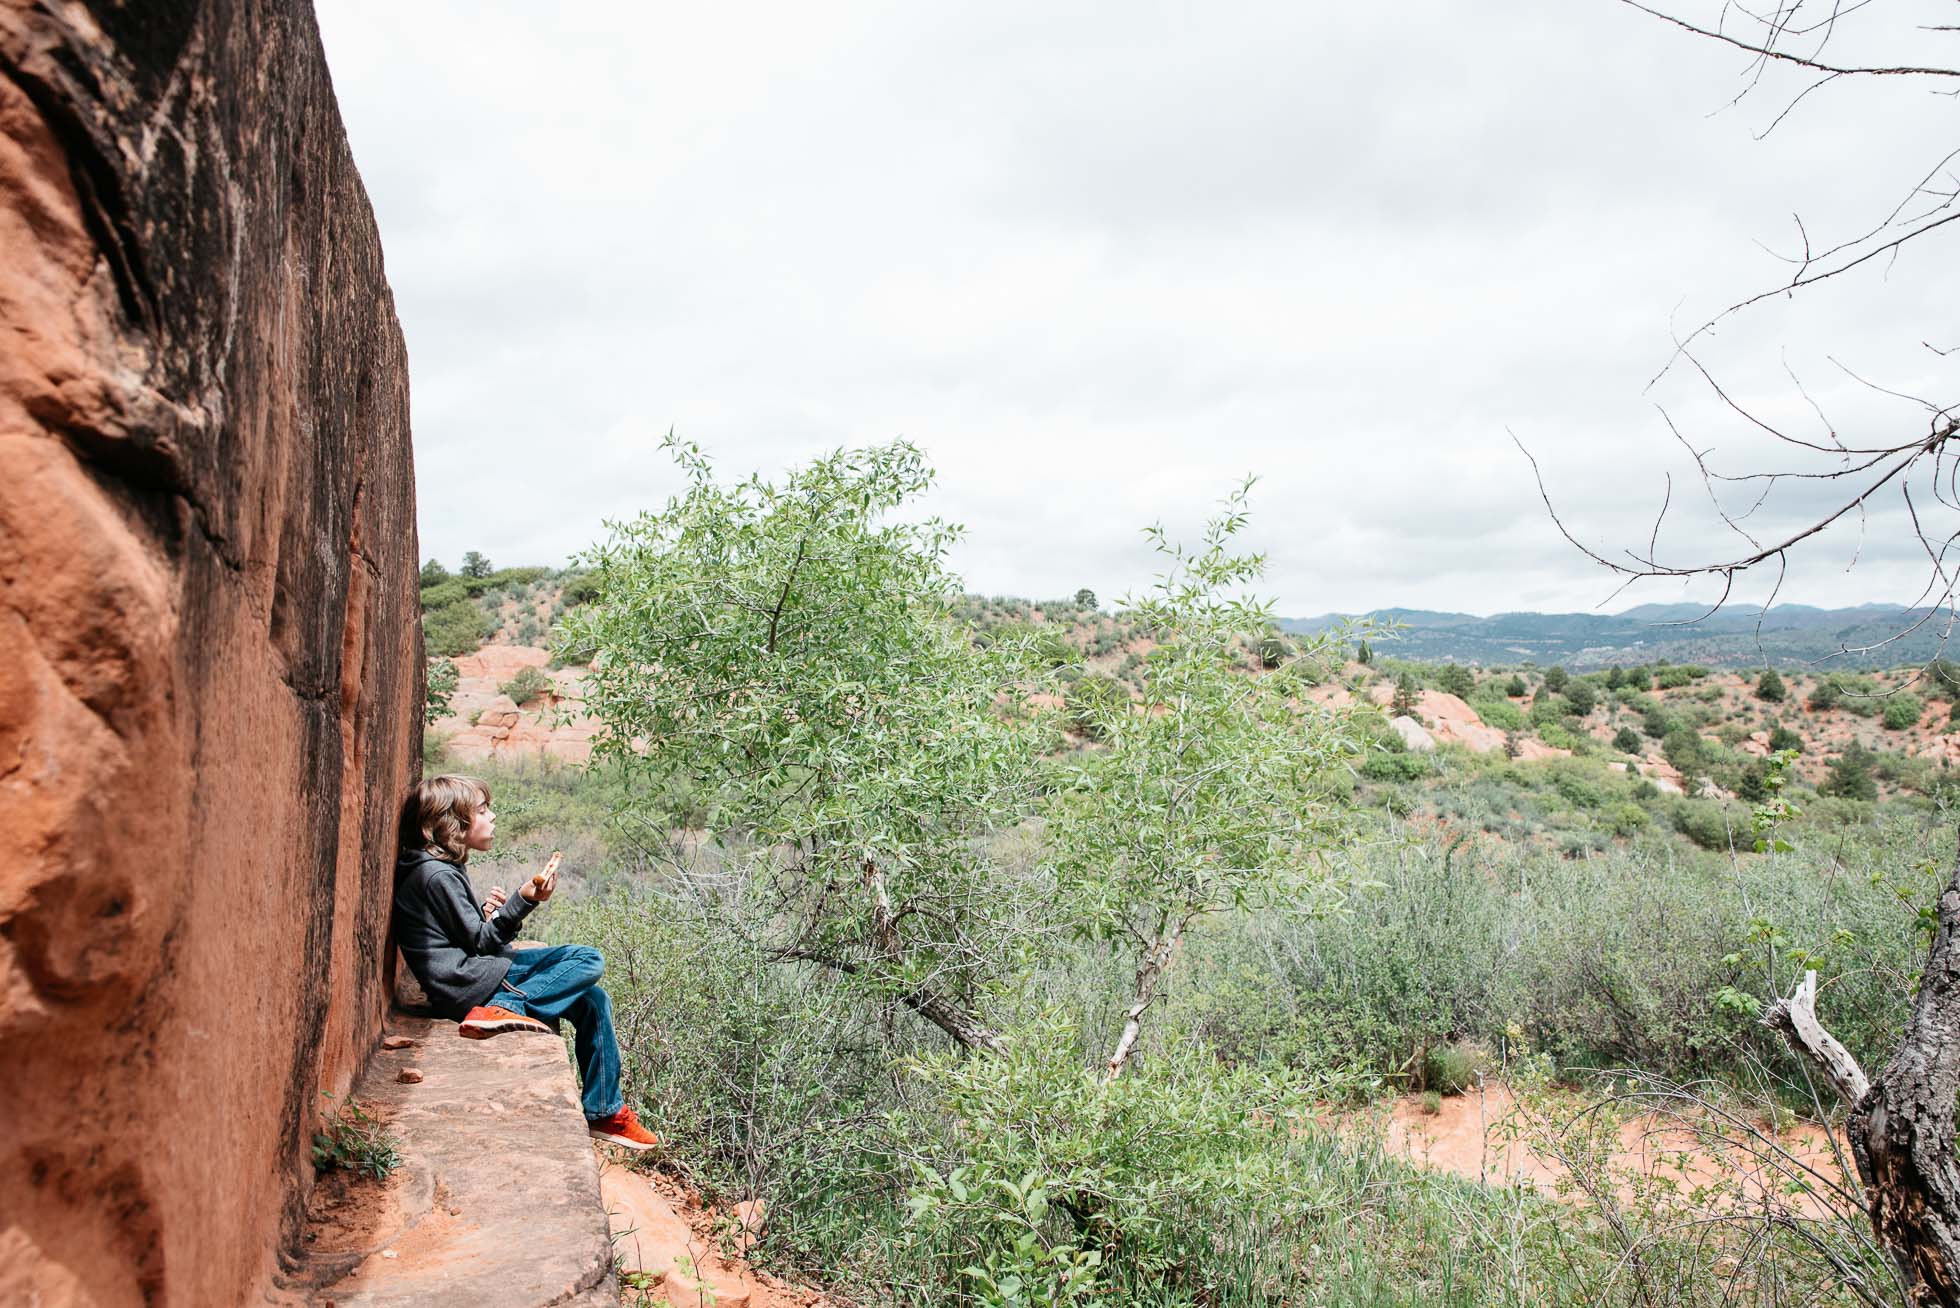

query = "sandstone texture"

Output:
[[430, 644, 601, 762], [280, 1015, 615, 1308], [0, 3, 419, 1304]]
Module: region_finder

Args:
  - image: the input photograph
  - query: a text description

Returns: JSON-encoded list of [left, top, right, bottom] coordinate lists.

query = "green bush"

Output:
[[1537, 722, 1579, 751], [423, 597, 491, 657], [420, 558, 450, 586], [1504, 674, 1528, 697], [1807, 680, 1841, 711], [1822, 744, 1879, 801], [1435, 663, 1475, 698], [1419, 1041, 1487, 1095], [1882, 693, 1924, 731], [418, 577, 470, 610], [1528, 693, 1571, 727], [1672, 799, 1738, 851], [1360, 750, 1433, 782], [498, 665, 552, 706], [1471, 697, 1525, 730], [1768, 725, 1803, 753], [1611, 727, 1642, 754], [1562, 679, 1598, 716], [1755, 668, 1786, 702], [1654, 665, 1709, 690]]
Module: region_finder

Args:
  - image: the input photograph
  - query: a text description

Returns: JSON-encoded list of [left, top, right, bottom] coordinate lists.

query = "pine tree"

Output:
[[1390, 672, 1421, 719], [1756, 668, 1787, 703]]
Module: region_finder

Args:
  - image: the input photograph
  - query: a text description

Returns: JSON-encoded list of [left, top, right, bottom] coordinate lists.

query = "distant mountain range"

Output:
[[1279, 603, 1956, 670]]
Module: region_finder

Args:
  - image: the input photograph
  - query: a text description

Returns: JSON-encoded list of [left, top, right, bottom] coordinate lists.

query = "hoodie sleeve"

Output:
[[427, 864, 538, 955]]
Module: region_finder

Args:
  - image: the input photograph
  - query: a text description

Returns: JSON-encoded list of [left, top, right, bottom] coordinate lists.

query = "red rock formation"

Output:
[[0, 3, 418, 1303]]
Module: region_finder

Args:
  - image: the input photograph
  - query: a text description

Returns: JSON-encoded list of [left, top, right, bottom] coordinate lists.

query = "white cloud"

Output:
[[314, 0, 1959, 616]]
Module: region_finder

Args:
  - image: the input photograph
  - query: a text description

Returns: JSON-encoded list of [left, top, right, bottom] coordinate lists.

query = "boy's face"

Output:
[[465, 800, 496, 853]]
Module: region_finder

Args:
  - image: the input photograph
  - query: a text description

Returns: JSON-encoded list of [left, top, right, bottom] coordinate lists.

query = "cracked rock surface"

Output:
[[0, 2, 419, 1303]]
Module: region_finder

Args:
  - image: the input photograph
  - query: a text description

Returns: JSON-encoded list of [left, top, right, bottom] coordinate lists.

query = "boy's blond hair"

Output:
[[400, 774, 491, 862]]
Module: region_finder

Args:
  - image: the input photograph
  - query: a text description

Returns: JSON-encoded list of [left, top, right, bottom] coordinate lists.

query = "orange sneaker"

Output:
[[458, 1006, 552, 1039], [587, 1104, 660, 1151]]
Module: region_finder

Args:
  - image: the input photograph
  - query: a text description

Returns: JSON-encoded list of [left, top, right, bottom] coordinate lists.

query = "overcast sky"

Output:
[[313, 1, 1956, 618]]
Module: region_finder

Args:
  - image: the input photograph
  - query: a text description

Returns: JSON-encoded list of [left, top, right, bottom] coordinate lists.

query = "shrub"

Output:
[[460, 550, 494, 579], [1529, 693, 1571, 727], [1542, 666, 1569, 694], [1807, 679, 1841, 711], [1436, 663, 1475, 698], [1360, 750, 1433, 782], [1505, 674, 1528, 697], [1256, 633, 1291, 669], [1661, 727, 1705, 775], [1821, 744, 1879, 801], [312, 1096, 401, 1181], [1611, 727, 1642, 754], [1472, 697, 1525, 730], [499, 665, 552, 706], [1537, 722, 1579, 751], [1672, 799, 1738, 851], [1562, 679, 1597, 716], [1641, 705, 1675, 740], [1768, 724, 1803, 753], [1608, 801, 1650, 836], [420, 558, 450, 585], [423, 597, 491, 657], [1756, 668, 1786, 702], [418, 577, 469, 610], [1882, 693, 1924, 731], [1420, 1041, 1487, 1095]]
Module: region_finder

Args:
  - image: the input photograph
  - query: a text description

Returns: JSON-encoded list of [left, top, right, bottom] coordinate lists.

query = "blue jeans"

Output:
[[494, 944, 623, 1121]]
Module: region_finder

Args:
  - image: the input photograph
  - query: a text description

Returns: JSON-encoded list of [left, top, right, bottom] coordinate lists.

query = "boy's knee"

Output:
[[574, 944, 605, 980]]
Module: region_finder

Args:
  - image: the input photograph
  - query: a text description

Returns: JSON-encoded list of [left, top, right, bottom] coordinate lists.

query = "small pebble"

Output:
[[448, 1207, 463, 1217], [380, 1250, 398, 1259], [381, 1035, 417, 1050], [397, 1068, 424, 1084]]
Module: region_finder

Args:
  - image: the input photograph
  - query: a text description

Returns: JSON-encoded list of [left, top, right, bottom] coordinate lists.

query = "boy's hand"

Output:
[[481, 886, 508, 919], [521, 851, 563, 903]]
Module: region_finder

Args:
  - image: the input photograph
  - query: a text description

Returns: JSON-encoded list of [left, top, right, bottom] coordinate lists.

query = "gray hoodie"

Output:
[[393, 848, 540, 1018]]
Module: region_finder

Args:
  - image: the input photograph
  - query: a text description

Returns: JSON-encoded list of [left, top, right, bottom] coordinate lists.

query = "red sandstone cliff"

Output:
[[0, 3, 419, 1303]]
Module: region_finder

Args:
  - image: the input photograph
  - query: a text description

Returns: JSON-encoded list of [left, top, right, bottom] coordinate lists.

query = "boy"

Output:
[[393, 774, 659, 1150]]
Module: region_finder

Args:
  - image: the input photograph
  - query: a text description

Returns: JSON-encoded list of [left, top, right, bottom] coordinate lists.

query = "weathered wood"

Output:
[[1763, 971, 1871, 1104], [1765, 847, 1960, 1306]]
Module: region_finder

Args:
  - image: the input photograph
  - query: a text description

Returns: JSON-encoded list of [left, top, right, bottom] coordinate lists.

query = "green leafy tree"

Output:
[[1542, 666, 1569, 694], [1604, 665, 1625, 690], [1256, 632, 1291, 669], [1807, 679, 1842, 711], [1073, 587, 1097, 610], [1612, 726, 1642, 755], [1504, 674, 1528, 698], [562, 439, 1042, 1052], [1756, 668, 1787, 703], [1356, 638, 1373, 665], [424, 658, 458, 725], [1768, 724, 1803, 754], [1883, 693, 1925, 732], [1563, 679, 1597, 716], [1821, 743, 1879, 802], [459, 550, 494, 579], [1045, 484, 1358, 1079], [1435, 663, 1475, 699], [420, 558, 451, 586]]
